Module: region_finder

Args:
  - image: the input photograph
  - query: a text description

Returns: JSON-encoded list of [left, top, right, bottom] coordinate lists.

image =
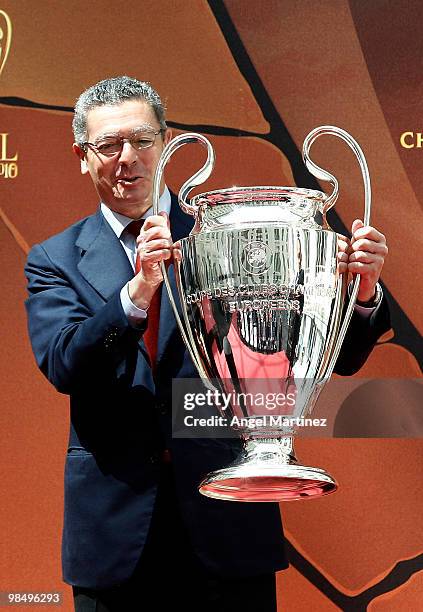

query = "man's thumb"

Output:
[[158, 210, 170, 227], [351, 218, 364, 235]]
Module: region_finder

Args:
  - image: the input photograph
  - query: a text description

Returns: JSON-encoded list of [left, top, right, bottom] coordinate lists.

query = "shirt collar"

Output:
[[100, 186, 172, 239]]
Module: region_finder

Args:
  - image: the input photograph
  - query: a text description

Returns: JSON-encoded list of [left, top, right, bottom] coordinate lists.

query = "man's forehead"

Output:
[[86, 100, 156, 136]]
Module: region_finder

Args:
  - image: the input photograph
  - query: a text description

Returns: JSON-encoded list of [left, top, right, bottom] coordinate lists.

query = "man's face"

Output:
[[74, 99, 172, 218]]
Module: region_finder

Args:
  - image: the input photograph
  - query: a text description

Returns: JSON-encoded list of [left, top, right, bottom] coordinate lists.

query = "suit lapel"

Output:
[[76, 210, 133, 301], [74, 200, 194, 371]]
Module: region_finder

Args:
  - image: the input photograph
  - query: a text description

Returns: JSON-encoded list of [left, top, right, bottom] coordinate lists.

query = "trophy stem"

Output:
[[199, 436, 337, 502]]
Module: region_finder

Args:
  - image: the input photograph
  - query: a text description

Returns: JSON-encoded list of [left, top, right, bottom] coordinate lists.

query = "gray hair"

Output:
[[72, 76, 167, 144]]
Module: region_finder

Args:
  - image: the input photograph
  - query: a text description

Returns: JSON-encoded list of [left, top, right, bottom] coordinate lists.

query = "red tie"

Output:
[[126, 219, 160, 369]]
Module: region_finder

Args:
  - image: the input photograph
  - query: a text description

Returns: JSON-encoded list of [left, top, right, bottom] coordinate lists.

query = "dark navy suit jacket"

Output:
[[25, 194, 390, 589]]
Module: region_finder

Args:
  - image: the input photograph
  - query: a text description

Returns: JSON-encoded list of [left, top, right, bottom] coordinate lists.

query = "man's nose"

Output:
[[119, 140, 138, 164]]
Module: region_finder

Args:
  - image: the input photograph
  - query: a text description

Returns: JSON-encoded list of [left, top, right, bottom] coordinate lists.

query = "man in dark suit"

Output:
[[25, 76, 390, 611]]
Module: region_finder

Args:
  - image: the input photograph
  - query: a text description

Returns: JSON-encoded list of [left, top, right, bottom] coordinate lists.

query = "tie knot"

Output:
[[126, 219, 144, 238]]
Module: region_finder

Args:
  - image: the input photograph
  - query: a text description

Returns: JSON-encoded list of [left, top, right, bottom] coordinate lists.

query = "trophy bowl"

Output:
[[153, 127, 371, 502]]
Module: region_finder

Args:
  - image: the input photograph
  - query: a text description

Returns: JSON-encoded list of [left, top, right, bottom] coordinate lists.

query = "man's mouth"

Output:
[[116, 176, 142, 185]]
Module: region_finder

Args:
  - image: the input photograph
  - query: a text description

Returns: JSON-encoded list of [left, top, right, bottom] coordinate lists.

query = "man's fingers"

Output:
[[351, 224, 387, 246], [142, 214, 169, 231], [138, 238, 172, 254], [141, 249, 172, 264], [337, 248, 349, 274], [172, 249, 182, 263], [350, 238, 388, 256], [351, 219, 364, 236], [348, 260, 381, 274], [347, 220, 387, 293], [135, 215, 173, 273], [348, 251, 384, 265], [158, 210, 170, 228], [137, 225, 172, 243], [337, 241, 349, 254], [172, 240, 182, 263]]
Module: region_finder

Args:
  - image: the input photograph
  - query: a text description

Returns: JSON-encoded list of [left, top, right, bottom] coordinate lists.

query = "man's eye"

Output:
[[134, 138, 153, 148], [97, 141, 119, 153]]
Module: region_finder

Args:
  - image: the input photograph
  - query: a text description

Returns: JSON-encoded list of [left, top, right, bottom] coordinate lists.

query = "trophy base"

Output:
[[199, 437, 337, 502]]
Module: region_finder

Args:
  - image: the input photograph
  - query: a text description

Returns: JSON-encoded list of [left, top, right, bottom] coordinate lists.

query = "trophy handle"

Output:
[[153, 132, 215, 217], [302, 125, 372, 379], [152, 133, 215, 382]]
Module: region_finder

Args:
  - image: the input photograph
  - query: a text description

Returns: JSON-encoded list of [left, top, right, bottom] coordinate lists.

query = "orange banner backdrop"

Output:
[[1, 2, 422, 610]]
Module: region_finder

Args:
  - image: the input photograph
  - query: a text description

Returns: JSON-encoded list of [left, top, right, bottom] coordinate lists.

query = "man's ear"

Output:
[[72, 143, 89, 175], [163, 128, 173, 146]]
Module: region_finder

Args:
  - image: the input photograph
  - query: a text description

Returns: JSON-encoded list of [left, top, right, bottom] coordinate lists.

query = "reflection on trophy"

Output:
[[153, 126, 371, 502]]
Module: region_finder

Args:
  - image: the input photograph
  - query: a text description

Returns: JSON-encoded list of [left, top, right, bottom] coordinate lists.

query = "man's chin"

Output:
[[113, 184, 146, 200], [106, 192, 151, 217]]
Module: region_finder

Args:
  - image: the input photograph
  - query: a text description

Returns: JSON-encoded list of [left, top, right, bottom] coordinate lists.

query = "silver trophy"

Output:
[[153, 126, 371, 502]]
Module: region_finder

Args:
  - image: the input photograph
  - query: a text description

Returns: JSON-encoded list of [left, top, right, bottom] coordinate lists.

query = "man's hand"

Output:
[[337, 219, 388, 303], [128, 211, 172, 309]]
